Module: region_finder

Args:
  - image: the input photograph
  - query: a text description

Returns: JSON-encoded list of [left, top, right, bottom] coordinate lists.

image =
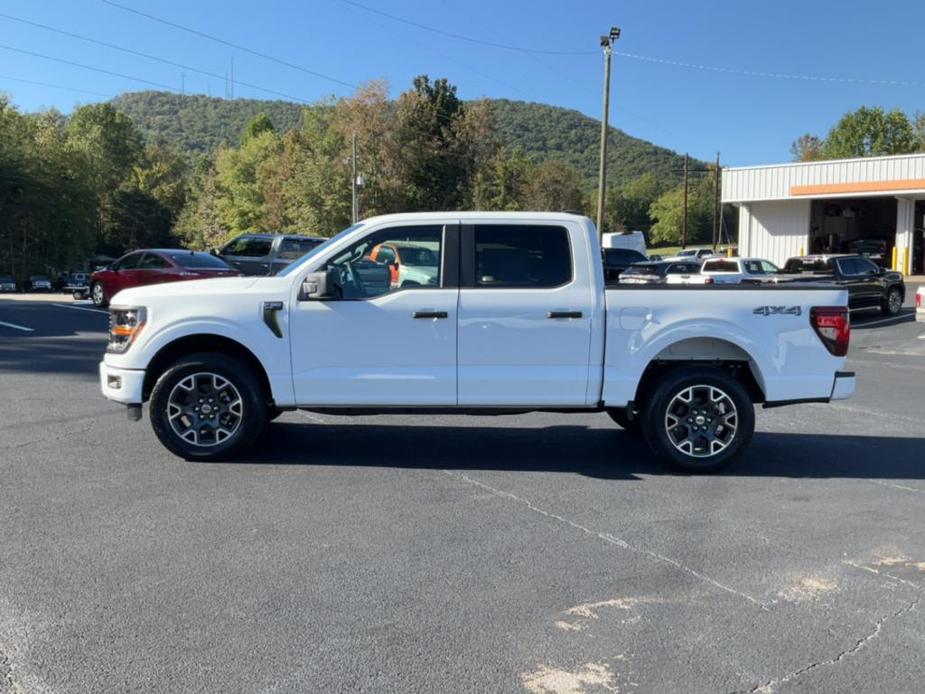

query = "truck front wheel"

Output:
[[149, 352, 266, 461], [641, 367, 754, 472]]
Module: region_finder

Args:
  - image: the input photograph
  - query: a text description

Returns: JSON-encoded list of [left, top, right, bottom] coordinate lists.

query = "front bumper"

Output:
[[830, 371, 855, 401], [99, 361, 145, 405]]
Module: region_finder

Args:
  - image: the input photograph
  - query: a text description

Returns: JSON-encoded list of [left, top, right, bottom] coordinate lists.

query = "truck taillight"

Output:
[[917, 292, 923, 308], [810, 306, 849, 357]]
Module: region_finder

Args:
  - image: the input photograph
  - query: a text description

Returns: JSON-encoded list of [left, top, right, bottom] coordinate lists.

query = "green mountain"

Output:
[[110, 91, 693, 188]]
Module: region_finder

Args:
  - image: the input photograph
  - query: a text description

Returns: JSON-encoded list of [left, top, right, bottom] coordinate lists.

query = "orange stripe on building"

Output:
[[790, 179, 925, 196]]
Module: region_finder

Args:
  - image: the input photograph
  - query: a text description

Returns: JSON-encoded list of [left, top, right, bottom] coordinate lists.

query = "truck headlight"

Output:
[[107, 307, 147, 354]]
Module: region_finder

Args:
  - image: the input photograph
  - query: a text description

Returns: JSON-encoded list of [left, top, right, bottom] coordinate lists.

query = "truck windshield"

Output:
[[276, 224, 363, 277]]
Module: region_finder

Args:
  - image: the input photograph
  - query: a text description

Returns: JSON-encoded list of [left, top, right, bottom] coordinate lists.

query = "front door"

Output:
[[457, 222, 593, 406], [290, 223, 459, 406]]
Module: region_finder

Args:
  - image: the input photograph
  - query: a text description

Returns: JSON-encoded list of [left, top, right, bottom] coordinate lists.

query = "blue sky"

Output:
[[0, 0, 922, 166]]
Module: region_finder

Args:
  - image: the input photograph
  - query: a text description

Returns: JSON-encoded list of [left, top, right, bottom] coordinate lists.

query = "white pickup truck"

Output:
[[100, 212, 855, 471]]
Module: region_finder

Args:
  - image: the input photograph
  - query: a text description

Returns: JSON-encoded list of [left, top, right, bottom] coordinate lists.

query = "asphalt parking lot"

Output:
[[1, 293, 924, 694]]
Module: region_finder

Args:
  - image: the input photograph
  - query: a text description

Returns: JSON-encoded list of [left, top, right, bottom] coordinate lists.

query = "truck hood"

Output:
[[111, 276, 266, 307]]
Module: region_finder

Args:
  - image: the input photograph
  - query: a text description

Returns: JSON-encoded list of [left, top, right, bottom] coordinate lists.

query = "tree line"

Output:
[[7, 74, 918, 279]]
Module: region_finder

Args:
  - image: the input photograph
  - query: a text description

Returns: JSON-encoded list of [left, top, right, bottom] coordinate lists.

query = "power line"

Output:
[[0, 12, 312, 103], [101, 0, 358, 89], [0, 73, 110, 97], [340, 0, 596, 56], [614, 50, 925, 88], [0, 44, 177, 91], [340, 0, 921, 90]]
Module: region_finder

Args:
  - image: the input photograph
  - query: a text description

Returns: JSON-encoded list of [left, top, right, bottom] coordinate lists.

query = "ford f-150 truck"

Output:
[[99, 212, 855, 471]]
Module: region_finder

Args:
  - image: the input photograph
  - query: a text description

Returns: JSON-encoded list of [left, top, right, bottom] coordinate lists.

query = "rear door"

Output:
[[271, 237, 321, 275], [221, 236, 274, 275], [457, 222, 593, 406], [834, 257, 874, 307], [136, 252, 174, 286]]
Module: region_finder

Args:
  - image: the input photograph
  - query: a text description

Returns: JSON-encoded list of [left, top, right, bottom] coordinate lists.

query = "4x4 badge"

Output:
[[753, 305, 802, 316]]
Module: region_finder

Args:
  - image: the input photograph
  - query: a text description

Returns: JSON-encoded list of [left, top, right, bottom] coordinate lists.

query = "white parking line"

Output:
[[52, 303, 109, 315], [0, 320, 34, 332]]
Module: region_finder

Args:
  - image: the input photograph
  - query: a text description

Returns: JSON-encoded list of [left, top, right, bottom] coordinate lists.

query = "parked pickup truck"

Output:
[[99, 213, 855, 471], [780, 254, 905, 316]]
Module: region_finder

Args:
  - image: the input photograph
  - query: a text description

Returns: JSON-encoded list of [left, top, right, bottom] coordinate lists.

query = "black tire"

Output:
[[882, 286, 903, 316], [641, 367, 754, 472], [606, 407, 640, 434], [149, 352, 266, 461], [91, 282, 108, 308]]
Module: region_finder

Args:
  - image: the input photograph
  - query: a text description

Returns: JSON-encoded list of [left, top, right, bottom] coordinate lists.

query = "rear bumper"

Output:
[[917, 307, 925, 323], [99, 361, 145, 405], [830, 371, 855, 401]]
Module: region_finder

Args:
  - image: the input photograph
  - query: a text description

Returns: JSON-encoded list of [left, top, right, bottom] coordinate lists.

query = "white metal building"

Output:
[[722, 153, 925, 275]]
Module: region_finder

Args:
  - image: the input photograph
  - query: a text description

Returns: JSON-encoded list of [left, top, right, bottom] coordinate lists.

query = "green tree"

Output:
[[242, 112, 276, 143], [821, 107, 916, 159], [790, 133, 825, 162], [470, 148, 532, 211], [174, 157, 225, 250], [648, 174, 714, 245], [607, 172, 665, 232], [214, 126, 280, 234], [913, 112, 925, 151], [522, 159, 585, 212]]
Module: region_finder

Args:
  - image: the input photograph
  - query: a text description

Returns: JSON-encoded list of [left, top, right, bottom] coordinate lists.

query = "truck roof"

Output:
[[359, 211, 593, 225]]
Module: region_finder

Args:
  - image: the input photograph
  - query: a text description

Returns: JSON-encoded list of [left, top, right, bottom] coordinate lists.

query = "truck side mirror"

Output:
[[299, 270, 332, 301]]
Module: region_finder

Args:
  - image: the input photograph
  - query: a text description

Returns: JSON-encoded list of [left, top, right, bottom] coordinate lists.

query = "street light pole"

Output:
[[596, 26, 620, 240], [351, 132, 358, 224]]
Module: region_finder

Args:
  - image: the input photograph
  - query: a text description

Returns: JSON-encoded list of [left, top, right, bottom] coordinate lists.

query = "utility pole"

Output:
[[682, 153, 689, 249], [712, 152, 721, 250], [351, 132, 358, 224], [596, 27, 620, 239]]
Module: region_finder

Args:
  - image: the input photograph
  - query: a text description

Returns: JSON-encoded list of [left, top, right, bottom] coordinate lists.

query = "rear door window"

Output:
[[139, 253, 170, 269], [277, 237, 322, 261], [703, 259, 739, 273], [224, 237, 272, 258], [471, 225, 571, 288]]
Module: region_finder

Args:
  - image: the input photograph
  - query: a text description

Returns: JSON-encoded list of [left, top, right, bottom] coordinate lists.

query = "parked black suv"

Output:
[[780, 254, 905, 315], [217, 233, 327, 276]]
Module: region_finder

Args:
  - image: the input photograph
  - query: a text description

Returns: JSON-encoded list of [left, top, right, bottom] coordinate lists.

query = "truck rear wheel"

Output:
[[641, 367, 754, 472], [149, 352, 266, 461]]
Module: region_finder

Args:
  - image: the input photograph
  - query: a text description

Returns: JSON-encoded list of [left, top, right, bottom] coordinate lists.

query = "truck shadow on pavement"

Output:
[[222, 420, 925, 482]]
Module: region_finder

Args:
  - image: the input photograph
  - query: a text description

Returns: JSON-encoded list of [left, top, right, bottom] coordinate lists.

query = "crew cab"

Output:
[[780, 254, 905, 316], [99, 213, 855, 472]]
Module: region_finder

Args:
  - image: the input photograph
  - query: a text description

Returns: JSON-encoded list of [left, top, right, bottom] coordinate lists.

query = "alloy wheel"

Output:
[[166, 372, 244, 447], [664, 384, 738, 458]]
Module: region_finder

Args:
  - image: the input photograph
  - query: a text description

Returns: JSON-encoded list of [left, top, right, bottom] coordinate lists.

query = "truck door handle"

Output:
[[413, 311, 448, 319], [547, 311, 582, 319]]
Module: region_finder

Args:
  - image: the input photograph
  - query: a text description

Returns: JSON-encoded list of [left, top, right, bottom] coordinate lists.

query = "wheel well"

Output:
[[142, 334, 273, 403], [634, 340, 766, 407]]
